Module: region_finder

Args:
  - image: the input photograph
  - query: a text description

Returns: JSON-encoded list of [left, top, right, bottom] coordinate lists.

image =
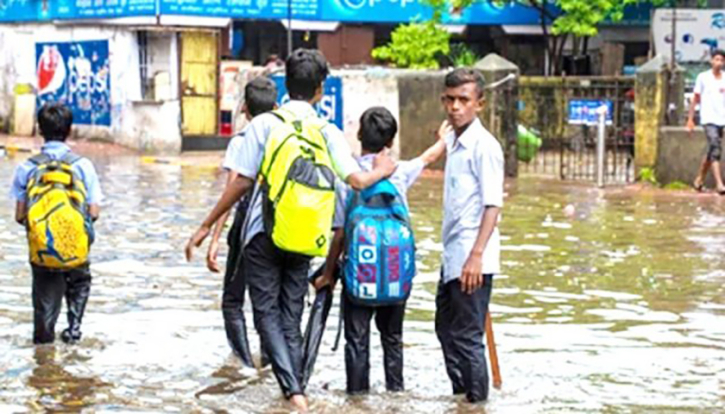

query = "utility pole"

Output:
[[287, 0, 293, 57]]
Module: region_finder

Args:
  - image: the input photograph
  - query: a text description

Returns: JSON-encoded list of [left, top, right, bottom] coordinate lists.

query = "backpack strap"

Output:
[[271, 108, 294, 123], [360, 179, 400, 201], [28, 153, 51, 166], [60, 152, 83, 165]]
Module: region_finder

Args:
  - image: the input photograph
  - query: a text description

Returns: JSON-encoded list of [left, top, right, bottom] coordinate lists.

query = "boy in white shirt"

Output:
[[435, 68, 504, 403], [688, 49, 725, 194]]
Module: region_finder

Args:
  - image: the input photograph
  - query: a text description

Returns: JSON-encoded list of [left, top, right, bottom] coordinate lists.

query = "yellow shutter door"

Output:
[[180, 31, 218, 136]]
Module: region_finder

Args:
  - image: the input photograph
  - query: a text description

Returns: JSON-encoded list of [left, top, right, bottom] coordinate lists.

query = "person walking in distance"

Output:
[[688, 49, 725, 194]]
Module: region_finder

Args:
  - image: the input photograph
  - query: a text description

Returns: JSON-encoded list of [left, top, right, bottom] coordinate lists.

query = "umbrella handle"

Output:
[[331, 290, 344, 352], [485, 310, 502, 389]]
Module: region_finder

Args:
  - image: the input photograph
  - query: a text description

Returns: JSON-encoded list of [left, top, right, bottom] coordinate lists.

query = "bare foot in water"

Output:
[[290, 394, 308, 412]]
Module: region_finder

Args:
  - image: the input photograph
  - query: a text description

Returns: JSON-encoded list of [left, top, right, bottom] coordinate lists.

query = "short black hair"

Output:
[[444, 68, 485, 98], [285, 49, 329, 101], [37, 102, 73, 142], [245, 76, 277, 117], [359, 107, 398, 153], [713, 49, 725, 59]]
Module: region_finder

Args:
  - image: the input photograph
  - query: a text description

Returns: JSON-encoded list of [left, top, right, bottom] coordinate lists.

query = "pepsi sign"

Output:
[[36, 40, 112, 126]]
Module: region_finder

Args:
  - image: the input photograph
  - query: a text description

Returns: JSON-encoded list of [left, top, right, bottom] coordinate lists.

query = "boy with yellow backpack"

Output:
[[186, 49, 394, 412], [10, 103, 102, 345]]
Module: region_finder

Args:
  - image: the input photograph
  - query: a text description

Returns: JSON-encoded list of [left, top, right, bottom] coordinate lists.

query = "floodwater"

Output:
[[0, 152, 724, 413]]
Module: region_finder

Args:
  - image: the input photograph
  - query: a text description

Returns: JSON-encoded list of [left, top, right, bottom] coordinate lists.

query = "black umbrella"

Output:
[[300, 264, 338, 391]]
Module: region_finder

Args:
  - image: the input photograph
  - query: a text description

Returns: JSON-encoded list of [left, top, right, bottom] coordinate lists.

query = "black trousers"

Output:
[[435, 275, 493, 403], [344, 293, 405, 394], [31, 264, 92, 344], [245, 233, 310, 397], [222, 206, 255, 367]]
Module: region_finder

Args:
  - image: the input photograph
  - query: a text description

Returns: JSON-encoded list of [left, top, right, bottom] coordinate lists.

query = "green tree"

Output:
[[495, 0, 706, 74], [372, 20, 451, 69]]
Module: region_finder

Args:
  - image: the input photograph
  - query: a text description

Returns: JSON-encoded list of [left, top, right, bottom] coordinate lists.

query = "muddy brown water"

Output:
[[0, 153, 723, 413]]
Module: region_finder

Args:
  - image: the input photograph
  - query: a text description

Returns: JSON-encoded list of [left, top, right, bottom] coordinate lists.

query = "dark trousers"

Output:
[[222, 206, 255, 367], [31, 264, 92, 344], [244, 233, 310, 397], [435, 275, 493, 403], [344, 294, 405, 394]]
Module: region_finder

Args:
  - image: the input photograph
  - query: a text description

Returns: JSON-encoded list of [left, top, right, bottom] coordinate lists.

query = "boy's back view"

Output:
[[10, 103, 103, 344], [317, 107, 449, 394], [206, 76, 277, 367]]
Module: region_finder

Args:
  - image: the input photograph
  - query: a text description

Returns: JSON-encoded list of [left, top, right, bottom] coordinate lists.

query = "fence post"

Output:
[[597, 105, 608, 188], [476, 54, 520, 178], [635, 55, 670, 176]]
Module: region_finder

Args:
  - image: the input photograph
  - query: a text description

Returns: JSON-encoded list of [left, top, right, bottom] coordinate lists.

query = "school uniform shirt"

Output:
[[694, 70, 725, 126], [331, 153, 425, 231], [222, 126, 252, 213], [441, 118, 504, 283], [225, 100, 362, 248], [356, 153, 424, 211], [10, 141, 103, 205]]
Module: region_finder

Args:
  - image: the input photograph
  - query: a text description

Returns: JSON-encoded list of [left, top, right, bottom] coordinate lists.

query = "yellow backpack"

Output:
[[25, 152, 92, 269], [259, 109, 337, 257]]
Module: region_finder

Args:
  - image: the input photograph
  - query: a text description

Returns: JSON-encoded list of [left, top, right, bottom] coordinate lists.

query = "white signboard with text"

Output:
[[653, 9, 725, 62]]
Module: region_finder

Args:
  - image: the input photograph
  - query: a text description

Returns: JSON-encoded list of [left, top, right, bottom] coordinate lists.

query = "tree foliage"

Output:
[[371, 20, 451, 69]]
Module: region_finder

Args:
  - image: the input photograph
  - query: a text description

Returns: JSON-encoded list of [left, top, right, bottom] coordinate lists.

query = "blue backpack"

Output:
[[343, 180, 416, 306]]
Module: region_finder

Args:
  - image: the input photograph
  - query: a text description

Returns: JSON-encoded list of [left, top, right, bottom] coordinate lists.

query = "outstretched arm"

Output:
[[419, 120, 452, 166], [185, 174, 254, 261], [345, 151, 396, 190], [206, 170, 239, 272]]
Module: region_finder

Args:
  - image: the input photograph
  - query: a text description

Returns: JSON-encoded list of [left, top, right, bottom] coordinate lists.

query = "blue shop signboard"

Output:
[[568, 99, 613, 126], [1, 0, 547, 24], [271, 75, 343, 130], [36, 40, 112, 126], [0, 0, 156, 21]]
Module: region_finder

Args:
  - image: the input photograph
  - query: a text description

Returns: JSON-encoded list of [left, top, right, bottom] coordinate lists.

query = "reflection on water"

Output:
[[1, 153, 724, 412]]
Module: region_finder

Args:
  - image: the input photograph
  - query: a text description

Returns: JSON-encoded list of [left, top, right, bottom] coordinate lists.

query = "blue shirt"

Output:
[[442, 118, 504, 283], [10, 141, 103, 205], [224, 100, 362, 247]]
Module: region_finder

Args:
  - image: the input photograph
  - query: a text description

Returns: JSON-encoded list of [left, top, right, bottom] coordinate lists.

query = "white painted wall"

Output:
[[0, 23, 182, 153], [336, 69, 401, 159]]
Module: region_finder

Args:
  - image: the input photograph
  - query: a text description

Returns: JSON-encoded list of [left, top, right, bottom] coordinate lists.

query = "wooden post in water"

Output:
[[485, 310, 502, 389]]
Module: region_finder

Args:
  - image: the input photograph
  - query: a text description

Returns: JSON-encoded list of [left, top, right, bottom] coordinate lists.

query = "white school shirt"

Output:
[[694, 70, 725, 126], [441, 118, 504, 283]]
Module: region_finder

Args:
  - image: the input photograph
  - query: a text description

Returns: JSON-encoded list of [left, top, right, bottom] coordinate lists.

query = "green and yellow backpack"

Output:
[[259, 109, 337, 257], [25, 152, 93, 269]]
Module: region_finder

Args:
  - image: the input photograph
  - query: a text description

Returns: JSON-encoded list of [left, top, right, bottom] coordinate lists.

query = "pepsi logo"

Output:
[[37, 45, 66, 96]]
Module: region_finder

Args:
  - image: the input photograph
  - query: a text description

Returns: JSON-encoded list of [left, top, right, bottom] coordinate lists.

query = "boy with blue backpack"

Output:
[[315, 107, 449, 395]]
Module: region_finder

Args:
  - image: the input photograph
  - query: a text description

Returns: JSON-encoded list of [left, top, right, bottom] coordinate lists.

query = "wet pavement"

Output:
[[0, 151, 724, 413]]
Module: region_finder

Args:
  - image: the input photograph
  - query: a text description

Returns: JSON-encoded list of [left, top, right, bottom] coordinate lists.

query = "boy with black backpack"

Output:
[[314, 107, 449, 395], [185, 49, 394, 412], [205, 76, 277, 368], [10, 103, 103, 345]]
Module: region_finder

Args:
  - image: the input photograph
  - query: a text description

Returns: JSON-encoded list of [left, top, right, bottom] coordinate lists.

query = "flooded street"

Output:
[[1, 151, 724, 413]]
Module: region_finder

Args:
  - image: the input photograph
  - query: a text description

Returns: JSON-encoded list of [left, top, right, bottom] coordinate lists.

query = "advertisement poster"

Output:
[[272, 75, 343, 130], [653, 9, 725, 62], [36, 40, 112, 126]]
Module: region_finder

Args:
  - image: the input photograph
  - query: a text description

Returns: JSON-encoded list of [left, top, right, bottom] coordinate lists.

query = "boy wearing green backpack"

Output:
[[10, 103, 103, 345], [185, 49, 394, 412]]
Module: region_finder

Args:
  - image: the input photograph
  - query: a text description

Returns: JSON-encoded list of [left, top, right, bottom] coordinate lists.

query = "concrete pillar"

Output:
[[634, 55, 669, 171], [475, 53, 519, 178]]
